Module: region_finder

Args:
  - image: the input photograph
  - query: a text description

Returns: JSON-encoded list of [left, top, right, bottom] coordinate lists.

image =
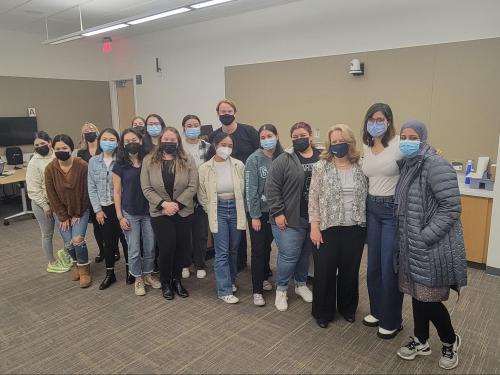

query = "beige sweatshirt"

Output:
[[26, 152, 55, 212]]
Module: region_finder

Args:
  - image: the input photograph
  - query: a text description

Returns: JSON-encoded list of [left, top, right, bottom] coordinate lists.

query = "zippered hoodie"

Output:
[[245, 149, 272, 218], [26, 151, 55, 212]]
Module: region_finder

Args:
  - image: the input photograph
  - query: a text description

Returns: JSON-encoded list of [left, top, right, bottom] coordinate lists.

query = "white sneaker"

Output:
[[144, 273, 161, 289], [232, 284, 238, 293], [196, 269, 206, 279], [134, 278, 146, 296], [182, 267, 190, 279], [219, 294, 239, 304], [439, 334, 461, 370], [263, 280, 273, 291], [295, 285, 313, 302], [275, 290, 288, 311], [363, 314, 380, 327], [397, 337, 432, 360], [253, 293, 265, 306]]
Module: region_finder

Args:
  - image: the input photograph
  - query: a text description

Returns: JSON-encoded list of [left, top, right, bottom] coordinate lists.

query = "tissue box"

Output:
[[469, 177, 495, 191]]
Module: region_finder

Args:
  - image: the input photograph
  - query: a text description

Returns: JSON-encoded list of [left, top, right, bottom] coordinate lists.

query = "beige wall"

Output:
[[0, 76, 112, 155], [225, 38, 500, 164]]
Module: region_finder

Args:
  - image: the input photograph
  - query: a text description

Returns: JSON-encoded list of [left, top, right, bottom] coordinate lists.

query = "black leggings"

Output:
[[412, 298, 456, 344], [100, 204, 126, 269], [248, 213, 273, 294]]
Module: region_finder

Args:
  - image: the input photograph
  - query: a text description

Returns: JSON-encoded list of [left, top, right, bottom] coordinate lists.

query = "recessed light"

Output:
[[128, 7, 191, 25], [191, 0, 235, 10], [82, 23, 129, 37]]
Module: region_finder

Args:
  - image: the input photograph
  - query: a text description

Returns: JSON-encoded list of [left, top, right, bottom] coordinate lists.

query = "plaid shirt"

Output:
[[182, 136, 210, 168]]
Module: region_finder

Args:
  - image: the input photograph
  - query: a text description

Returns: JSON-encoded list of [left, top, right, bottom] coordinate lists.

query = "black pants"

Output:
[[248, 213, 273, 294], [99, 204, 125, 269], [89, 209, 105, 256], [151, 214, 193, 284], [312, 225, 366, 322], [412, 298, 456, 344], [237, 231, 248, 269], [191, 205, 209, 270]]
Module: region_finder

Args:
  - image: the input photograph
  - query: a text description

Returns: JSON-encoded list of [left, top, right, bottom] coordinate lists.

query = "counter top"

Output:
[[458, 180, 495, 199]]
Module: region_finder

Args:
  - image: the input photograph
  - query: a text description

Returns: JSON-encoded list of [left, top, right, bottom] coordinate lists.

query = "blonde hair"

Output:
[[320, 124, 361, 164], [151, 126, 189, 172], [216, 98, 237, 113], [80, 122, 99, 149]]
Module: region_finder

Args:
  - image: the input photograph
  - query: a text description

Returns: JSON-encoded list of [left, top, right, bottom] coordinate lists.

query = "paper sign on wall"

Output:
[[28, 108, 37, 117]]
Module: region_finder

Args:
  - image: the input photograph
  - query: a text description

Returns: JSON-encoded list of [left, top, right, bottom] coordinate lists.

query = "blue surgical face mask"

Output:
[[185, 127, 201, 139], [100, 140, 118, 153], [367, 121, 387, 138], [399, 140, 421, 157], [260, 137, 277, 150], [147, 124, 162, 137]]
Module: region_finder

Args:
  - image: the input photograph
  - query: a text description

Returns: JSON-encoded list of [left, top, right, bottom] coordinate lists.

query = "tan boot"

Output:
[[71, 263, 80, 281], [77, 263, 92, 288]]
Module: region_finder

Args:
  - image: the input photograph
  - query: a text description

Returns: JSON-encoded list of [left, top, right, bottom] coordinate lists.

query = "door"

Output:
[[115, 79, 135, 132]]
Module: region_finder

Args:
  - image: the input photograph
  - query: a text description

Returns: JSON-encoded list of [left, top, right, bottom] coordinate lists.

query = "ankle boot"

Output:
[[99, 268, 116, 290], [173, 278, 189, 298], [71, 263, 80, 281], [78, 263, 92, 288], [162, 280, 174, 300], [126, 265, 135, 285]]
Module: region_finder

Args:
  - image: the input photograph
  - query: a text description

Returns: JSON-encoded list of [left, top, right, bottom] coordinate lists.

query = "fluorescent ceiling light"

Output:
[[48, 35, 83, 45], [191, 0, 235, 9], [128, 7, 191, 25], [82, 23, 129, 36]]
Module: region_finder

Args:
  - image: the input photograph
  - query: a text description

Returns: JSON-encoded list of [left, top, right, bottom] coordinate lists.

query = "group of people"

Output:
[[25, 99, 467, 370]]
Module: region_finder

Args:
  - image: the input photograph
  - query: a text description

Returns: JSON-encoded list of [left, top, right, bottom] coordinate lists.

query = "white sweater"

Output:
[[26, 152, 55, 212]]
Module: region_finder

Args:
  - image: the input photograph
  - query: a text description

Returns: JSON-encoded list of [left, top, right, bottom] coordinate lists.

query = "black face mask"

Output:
[[34, 145, 50, 157], [84, 132, 97, 143], [219, 114, 235, 126], [55, 151, 71, 161], [330, 143, 349, 158], [125, 142, 141, 155], [292, 137, 310, 153], [134, 126, 145, 135], [160, 142, 178, 155]]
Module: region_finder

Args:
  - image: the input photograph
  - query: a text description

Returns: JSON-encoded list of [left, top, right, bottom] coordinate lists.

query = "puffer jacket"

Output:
[[395, 145, 467, 290]]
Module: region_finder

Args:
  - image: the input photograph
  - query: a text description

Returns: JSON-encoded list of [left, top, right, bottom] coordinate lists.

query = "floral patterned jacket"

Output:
[[308, 159, 368, 231]]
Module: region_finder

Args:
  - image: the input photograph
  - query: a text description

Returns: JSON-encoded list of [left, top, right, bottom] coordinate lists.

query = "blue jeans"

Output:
[[213, 200, 242, 297], [272, 217, 311, 291], [122, 210, 155, 277], [366, 196, 403, 331], [54, 209, 90, 264]]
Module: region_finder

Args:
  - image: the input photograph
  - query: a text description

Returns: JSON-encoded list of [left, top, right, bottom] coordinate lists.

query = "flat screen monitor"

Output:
[[0, 117, 38, 146]]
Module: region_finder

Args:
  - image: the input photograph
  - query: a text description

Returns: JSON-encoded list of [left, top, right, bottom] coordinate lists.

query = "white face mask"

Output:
[[216, 146, 232, 160]]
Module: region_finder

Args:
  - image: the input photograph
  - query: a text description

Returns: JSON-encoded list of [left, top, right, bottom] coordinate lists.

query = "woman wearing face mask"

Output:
[[245, 124, 284, 306], [360, 103, 407, 339], [88, 128, 129, 290], [131, 116, 146, 135], [113, 128, 160, 296], [394, 121, 466, 370], [141, 127, 198, 301], [265, 122, 319, 312], [45, 134, 92, 287], [27, 131, 72, 273], [309, 124, 368, 328], [77, 122, 106, 264], [198, 133, 245, 304], [181, 114, 210, 279], [144, 114, 166, 154]]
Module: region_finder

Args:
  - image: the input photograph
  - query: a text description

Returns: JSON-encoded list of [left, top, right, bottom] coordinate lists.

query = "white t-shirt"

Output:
[[361, 136, 403, 196], [215, 159, 235, 199]]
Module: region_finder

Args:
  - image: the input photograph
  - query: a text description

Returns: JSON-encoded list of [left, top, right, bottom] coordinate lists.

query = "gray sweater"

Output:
[[265, 150, 305, 228], [395, 147, 467, 290], [245, 149, 272, 218]]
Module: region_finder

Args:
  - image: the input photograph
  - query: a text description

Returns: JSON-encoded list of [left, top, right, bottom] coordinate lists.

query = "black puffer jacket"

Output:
[[395, 146, 467, 290]]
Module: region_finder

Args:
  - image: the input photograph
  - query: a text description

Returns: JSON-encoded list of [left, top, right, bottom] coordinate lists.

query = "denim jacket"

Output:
[[88, 154, 115, 213]]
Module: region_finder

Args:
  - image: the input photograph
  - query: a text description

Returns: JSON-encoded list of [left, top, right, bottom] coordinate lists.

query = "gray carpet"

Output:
[[1, 201, 499, 374]]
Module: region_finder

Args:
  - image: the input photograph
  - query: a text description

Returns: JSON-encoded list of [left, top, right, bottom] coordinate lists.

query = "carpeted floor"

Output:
[[1, 200, 499, 374]]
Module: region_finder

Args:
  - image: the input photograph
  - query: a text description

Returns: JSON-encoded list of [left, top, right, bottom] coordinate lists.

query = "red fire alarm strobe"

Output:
[[102, 37, 112, 53]]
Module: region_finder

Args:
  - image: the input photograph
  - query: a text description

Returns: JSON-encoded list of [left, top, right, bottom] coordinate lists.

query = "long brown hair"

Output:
[[151, 126, 189, 172], [362, 103, 395, 147]]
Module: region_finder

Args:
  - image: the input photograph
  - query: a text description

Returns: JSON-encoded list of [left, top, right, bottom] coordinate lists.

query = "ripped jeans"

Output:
[[54, 209, 90, 265]]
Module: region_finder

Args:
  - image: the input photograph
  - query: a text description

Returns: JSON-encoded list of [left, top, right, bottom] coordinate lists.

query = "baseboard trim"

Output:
[[486, 266, 500, 277]]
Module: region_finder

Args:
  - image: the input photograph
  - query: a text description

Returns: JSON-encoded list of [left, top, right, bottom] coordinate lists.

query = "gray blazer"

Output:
[[140, 153, 198, 217]]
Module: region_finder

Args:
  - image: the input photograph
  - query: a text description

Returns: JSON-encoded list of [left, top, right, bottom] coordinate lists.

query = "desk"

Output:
[[0, 168, 34, 225]]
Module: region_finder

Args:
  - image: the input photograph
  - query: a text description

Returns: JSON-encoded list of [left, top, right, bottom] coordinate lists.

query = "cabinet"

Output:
[[460, 196, 493, 264]]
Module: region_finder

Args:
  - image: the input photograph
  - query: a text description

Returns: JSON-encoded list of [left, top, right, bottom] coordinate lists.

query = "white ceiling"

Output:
[[0, 0, 299, 40]]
